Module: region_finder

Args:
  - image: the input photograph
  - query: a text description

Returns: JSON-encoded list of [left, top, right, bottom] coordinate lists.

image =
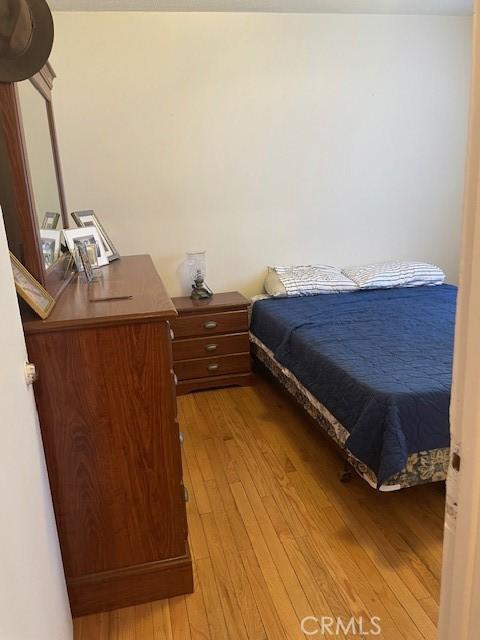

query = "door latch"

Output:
[[451, 452, 461, 472]]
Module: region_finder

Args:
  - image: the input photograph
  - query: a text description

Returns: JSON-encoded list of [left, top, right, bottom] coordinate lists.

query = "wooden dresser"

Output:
[[23, 255, 193, 616], [171, 292, 253, 395]]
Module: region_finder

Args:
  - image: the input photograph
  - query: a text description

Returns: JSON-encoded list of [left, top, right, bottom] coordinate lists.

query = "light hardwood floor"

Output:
[[74, 375, 445, 640]]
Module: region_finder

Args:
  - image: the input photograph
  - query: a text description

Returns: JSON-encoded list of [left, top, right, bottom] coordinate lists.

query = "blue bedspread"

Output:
[[250, 285, 456, 486]]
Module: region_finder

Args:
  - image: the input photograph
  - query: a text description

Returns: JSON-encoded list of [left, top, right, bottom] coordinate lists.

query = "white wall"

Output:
[[51, 12, 471, 296], [0, 211, 72, 639]]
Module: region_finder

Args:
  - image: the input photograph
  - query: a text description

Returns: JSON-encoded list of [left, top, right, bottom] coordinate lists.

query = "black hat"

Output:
[[0, 0, 53, 83]]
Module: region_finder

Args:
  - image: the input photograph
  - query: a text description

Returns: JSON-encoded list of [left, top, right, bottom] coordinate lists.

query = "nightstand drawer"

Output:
[[174, 353, 251, 381], [171, 310, 248, 339], [173, 333, 250, 361]]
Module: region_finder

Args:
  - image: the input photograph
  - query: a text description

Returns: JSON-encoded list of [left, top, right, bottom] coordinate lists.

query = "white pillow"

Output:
[[264, 265, 358, 297], [342, 261, 445, 290], [265, 267, 287, 296]]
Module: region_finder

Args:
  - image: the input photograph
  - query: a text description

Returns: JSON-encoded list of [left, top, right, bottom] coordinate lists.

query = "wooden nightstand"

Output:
[[171, 292, 254, 395]]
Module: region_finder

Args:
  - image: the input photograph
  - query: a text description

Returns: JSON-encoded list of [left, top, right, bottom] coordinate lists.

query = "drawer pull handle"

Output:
[[204, 321, 217, 330], [205, 343, 218, 352], [207, 363, 219, 372], [179, 431, 185, 445], [172, 372, 178, 385], [170, 328, 175, 341], [183, 485, 189, 502]]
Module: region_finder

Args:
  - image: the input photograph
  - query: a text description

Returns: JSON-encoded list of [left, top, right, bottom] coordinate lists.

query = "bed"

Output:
[[250, 284, 456, 490]]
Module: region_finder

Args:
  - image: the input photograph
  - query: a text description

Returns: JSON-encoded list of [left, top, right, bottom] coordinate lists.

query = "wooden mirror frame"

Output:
[[0, 62, 71, 297]]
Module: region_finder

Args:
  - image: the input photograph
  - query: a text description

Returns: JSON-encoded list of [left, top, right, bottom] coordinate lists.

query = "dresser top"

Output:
[[23, 255, 177, 335], [172, 291, 250, 315]]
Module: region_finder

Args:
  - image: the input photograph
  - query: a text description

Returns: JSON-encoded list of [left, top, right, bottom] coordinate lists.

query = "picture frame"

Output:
[[76, 241, 95, 283], [10, 252, 56, 320], [41, 212, 60, 230], [63, 227, 109, 269], [39, 229, 61, 269], [71, 210, 120, 262]]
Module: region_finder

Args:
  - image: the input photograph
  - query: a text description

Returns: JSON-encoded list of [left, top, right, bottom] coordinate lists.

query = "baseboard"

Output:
[[69, 545, 193, 617]]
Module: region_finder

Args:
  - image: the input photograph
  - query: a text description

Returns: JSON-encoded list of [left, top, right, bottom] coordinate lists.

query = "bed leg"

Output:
[[339, 460, 353, 483]]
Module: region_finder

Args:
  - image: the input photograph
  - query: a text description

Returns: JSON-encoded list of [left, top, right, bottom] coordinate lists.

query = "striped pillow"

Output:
[[266, 265, 358, 297], [342, 261, 445, 290]]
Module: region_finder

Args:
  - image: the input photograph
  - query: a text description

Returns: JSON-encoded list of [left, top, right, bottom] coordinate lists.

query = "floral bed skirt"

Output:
[[250, 333, 449, 491]]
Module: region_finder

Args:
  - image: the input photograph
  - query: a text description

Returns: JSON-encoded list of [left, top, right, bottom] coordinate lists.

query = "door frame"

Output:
[[438, 4, 480, 638]]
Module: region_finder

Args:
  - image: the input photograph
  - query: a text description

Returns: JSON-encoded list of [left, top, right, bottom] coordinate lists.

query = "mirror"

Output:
[[17, 79, 63, 270]]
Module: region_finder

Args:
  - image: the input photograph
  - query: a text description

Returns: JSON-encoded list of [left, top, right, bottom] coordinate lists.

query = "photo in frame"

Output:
[[63, 227, 109, 270], [9, 252, 55, 320], [71, 210, 120, 262], [76, 241, 95, 283], [41, 212, 60, 230], [40, 229, 61, 269]]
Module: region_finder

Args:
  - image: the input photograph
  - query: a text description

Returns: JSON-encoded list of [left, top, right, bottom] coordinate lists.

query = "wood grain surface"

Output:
[[171, 310, 248, 339], [23, 255, 177, 334], [174, 353, 251, 381], [171, 292, 250, 314], [171, 292, 252, 394], [73, 377, 445, 639], [175, 373, 254, 396], [25, 258, 191, 615], [27, 321, 187, 566], [172, 333, 250, 361]]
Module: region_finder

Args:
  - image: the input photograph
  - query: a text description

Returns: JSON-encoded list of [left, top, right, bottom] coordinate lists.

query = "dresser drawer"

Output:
[[174, 353, 251, 381], [173, 333, 249, 361], [171, 310, 248, 339]]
